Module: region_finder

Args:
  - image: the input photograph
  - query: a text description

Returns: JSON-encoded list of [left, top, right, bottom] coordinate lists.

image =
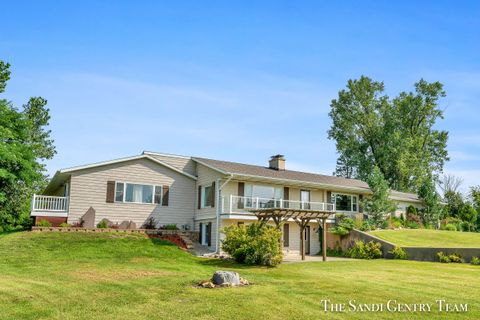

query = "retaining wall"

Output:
[[336, 229, 480, 262]]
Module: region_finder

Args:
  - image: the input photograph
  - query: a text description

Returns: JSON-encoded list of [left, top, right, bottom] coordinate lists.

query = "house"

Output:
[[31, 152, 423, 256]]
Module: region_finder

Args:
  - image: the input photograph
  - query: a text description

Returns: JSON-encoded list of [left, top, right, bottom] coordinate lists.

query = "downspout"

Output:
[[215, 173, 234, 253]]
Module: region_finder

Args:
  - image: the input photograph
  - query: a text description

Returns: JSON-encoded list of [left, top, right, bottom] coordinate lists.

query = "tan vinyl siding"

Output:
[[67, 158, 195, 228], [147, 154, 196, 176], [195, 163, 223, 220]]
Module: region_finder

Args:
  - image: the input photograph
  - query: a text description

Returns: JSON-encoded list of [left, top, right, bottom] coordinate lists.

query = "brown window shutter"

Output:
[[162, 185, 169, 206], [106, 181, 115, 203], [283, 223, 289, 247], [359, 194, 363, 213], [199, 223, 203, 244], [207, 222, 212, 246], [237, 182, 245, 209], [283, 187, 289, 208], [210, 181, 215, 208], [198, 186, 202, 209]]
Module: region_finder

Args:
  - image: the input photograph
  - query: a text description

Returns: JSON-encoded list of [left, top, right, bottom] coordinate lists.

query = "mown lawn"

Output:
[[0, 232, 479, 319], [368, 229, 480, 248]]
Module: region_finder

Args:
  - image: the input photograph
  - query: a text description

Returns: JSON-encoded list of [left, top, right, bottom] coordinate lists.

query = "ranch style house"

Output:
[[30, 152, 423, 256]]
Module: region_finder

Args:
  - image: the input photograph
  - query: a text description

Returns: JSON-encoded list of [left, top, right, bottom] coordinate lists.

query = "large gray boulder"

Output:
[[212, 271, 240, 286]]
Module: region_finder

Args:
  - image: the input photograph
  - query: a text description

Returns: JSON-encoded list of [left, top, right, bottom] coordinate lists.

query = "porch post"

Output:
[[322, 218, 327, 262], [300, 225, 305, 261]]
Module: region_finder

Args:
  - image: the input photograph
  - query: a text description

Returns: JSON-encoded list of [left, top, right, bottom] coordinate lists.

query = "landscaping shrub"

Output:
[[388, 217, 403, 229], [159, 224, 178, 230], [96, 220, 108, 229], [448, 253, 464, 263], [437, 252, 464, 263], [470, 257, 480, 265], [437, 252, 450, 263], [443, 223, 457, 231], [329, 214, 355, 236], [222, 223, 283, 267], [142, 217, 157, 229], [36, 219, 52, 227], [326, 247, 344, 257], [459, 221, 473, 232], [405, 221, 420, 229], [359, 219, 376, 231], [406, 212, 422, 227], [389, 246, 407, 259], [346, 240, 382, 259], [59, 222, 70, 228]]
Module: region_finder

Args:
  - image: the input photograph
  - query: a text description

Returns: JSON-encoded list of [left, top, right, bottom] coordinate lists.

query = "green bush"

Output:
[[437, 252, 450, 263], [437, 252, 464, 263], [59, 222, 70, 228], [160, 224, 178, 230], [36, 219, 52, 227], [405, 221, 420, 229], [443, 223, 457, 231], [388, 217, 403, 229], [222, 223, 283, 267], [96, 220, 108, 229], [470, 257, 480, 265], [329, 215, 355, 236], [326, 247, 344, 257], [346, 240, 382, 259], [359, 219, 376, 231], [389, 246, 407, 259]]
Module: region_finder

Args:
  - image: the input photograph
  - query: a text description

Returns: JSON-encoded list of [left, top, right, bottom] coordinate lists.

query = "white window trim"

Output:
[[114, 181, 163, 205], [332, 192, 359, 213]]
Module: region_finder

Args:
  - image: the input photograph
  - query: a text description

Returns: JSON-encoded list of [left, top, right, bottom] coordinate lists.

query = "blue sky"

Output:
[[2, 1, 480, 192]]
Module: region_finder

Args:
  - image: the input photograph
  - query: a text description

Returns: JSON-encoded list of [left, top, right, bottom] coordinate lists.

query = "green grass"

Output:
[[368, 229, 480, 248], [1, 232, 479, 319]]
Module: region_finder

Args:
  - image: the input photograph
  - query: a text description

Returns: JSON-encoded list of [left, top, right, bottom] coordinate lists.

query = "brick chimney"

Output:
[[269, 154, 285, 171]]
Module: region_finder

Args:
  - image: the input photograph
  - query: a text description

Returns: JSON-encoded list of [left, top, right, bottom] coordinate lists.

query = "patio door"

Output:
[[300, 190, 310, 209]]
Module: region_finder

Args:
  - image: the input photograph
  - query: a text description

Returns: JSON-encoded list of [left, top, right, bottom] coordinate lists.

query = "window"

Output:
[[300, 190, 311, 209], [332, 193, 358, 212], [115, 182, 162, 204], [244, 184, 283, 208], [202, 185, 213, 208]]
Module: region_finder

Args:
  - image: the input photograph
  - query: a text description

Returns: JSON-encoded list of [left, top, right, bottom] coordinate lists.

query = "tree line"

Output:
[[0, 60, 55, 232]]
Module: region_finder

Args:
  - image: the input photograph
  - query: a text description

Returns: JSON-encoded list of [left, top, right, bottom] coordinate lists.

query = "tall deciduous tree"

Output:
[[328, 76, 449, 193], [0, 61, 55, 231]]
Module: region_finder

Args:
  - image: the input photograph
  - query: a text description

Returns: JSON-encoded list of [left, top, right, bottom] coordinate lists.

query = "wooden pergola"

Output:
[[248, 208, 334, 261]]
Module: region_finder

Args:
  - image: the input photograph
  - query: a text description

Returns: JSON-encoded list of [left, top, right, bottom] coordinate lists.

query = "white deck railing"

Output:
[[223, 195, 335, 215], [31, 194, 69, 212]]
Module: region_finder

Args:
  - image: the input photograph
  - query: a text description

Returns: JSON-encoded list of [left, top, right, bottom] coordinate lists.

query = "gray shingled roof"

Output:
[[192, 157, 421, 202], [193, 157, 371, 191]]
